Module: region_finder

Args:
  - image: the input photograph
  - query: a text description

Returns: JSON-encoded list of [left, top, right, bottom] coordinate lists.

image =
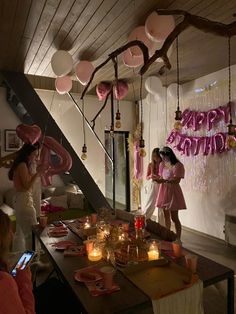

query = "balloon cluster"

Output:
[[123, 12, 175, 68], [51, 50, 94, 94], [16, 124, 72, 186]]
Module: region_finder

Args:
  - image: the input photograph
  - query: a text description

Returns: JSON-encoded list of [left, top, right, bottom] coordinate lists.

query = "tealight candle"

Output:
[[88, 248, 102, 262], [148, 250, 159, 261], [147, 239, 160, 261]]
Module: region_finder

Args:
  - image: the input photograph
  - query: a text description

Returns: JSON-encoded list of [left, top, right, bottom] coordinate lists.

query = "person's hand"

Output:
[[37, 164, 49, 174]]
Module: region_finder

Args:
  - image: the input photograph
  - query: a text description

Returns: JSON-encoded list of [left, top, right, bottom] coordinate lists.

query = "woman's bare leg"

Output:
[[171, 211, 181, 239], [163, 209, 171, 230]]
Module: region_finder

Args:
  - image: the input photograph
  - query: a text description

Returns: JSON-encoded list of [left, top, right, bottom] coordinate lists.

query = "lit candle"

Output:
[[88, 248, 102, 262], [84, 222, 91, 229], [148, 250, 159, 261]]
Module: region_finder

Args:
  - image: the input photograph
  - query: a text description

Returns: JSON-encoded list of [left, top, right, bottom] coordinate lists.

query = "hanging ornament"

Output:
[[115, 110, 121, 129], [173, 36, 182, 131], [138, 75, 146, 158], [139, 137, 146, 157], [81, 144, 87, 160], [81, 99, 88, 160], [226, 37, 236, 149]]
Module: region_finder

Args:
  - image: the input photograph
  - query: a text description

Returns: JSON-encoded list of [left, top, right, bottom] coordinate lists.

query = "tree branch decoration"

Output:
[[81, 9, 236, 100]]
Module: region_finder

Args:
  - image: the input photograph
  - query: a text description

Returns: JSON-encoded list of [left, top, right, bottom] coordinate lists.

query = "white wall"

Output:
[[36, 90, 135, 202], [142, 65, 236, 240], [0, 87, 21, 191]]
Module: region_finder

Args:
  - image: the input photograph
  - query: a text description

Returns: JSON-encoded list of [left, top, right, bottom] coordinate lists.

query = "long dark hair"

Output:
[[151, 147, 162, 172], [0, 209, 11, 271], [8, 143, 39, 181], [160, 146, 179, 165]]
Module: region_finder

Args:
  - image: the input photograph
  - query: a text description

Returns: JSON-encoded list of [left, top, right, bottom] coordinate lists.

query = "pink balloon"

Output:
[[16, 124, 42, 144], [122, 49, 143, 68], [75, 61, 94, 85], [194, 112, 205, 131], [192, 137, 202, 155], [114, 80, 129, 100], [128, 26, 155, 57], [96, 81, 112, 101], [206, 109, 219, 131], [40, 136, 72, 186], [182, 137, 192, 156], [213, 133, 226, 153], [55, 76, 72, 94], [145, 12, 175, 42]]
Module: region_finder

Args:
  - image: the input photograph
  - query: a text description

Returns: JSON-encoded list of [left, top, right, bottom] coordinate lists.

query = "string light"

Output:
[[174, 36, 183, 131]]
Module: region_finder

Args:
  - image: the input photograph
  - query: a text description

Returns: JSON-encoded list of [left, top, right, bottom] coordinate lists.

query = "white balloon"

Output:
[[167, 83, 183, 99], [145, 92, 162, 105], [51, 50, 73, 77], [145, 76, 162, 95]]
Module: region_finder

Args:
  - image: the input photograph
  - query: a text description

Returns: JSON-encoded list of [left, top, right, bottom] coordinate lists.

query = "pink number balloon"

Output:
[[128, 26, 155, 57], [40, 136, 72, 186], [145, 12, 175, 42], [16, 124, 42, 145], [55, 76, 72, 94], [75, 61, 94, 85]]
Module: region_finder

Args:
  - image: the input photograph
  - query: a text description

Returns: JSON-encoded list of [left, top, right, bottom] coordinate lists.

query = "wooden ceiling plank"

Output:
[[41, 0, 175, 77], [70, 0, 134, 61], [41, 0, 105, 76], [14, 0, 47, 70], [4, 0, 32, 70], [0, 0, 18, 63], [27, 0, 77, 74], [23, 0, 62, 74], [34, 0, 91, 75]]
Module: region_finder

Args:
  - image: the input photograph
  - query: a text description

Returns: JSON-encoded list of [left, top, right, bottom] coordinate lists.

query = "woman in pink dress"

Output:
[[155, 146, 186, 239]]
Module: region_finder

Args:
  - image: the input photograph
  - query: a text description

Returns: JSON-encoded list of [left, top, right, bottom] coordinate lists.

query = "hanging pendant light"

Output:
[[81, 99, 88, 160], [114, 56, 122, 129], [226, 37, 236, 149], [174, 36, 183, 131], [139, 75, 146, 157]]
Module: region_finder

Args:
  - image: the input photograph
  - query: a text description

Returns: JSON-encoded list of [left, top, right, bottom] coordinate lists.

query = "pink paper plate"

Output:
[[74, 268, 102, 283]]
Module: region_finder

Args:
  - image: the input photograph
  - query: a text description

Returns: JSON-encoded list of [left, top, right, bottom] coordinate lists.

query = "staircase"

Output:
[[1, 71, 111, 212]]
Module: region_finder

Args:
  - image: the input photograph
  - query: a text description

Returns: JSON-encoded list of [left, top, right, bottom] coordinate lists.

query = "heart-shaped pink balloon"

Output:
[[16, 124, 42, 144], [96, 81, 112, 101], [114, 80, 129, 100]]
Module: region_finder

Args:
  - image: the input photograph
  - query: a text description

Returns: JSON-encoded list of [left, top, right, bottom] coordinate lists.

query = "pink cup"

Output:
[[84, 240, 94, 254], [91, 213, 97, 225], [172, 241, 182, 257], [100, 266, 115, 290], [39, 215, 48, 228], [185, 254, 198, 273]]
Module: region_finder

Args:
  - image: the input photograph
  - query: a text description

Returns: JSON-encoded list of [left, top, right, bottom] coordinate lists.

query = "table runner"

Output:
[[122, 261, 204, 314]]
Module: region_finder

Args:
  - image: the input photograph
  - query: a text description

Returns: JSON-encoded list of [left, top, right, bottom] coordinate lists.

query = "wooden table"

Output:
[[32, 225, 152, 314], [32, 225, 234, 314]]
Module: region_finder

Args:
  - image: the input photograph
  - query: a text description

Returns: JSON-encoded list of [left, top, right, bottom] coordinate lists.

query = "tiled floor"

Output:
[[182, 228, 236, 314]]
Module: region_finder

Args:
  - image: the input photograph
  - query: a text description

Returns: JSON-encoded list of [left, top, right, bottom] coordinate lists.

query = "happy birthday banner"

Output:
[[181, 103, 231, 131], [166, 102, 235, 156], [167, 130, 229, 156]]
